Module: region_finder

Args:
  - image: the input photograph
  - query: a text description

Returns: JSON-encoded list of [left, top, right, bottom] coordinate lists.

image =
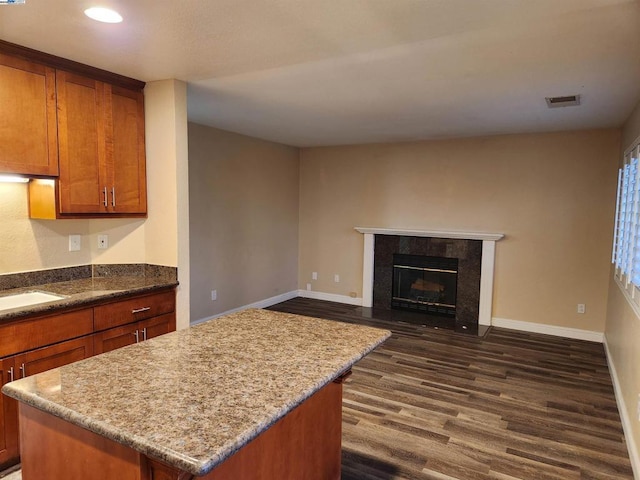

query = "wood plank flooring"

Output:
[[268, 297, 634, 480]]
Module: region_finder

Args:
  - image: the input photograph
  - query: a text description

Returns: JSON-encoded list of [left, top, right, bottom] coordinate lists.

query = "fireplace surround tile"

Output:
[[373, 235, 481, 332]]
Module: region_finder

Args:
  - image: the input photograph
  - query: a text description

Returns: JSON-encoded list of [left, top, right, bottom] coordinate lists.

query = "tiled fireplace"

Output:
[[356, 228, 504, 332]]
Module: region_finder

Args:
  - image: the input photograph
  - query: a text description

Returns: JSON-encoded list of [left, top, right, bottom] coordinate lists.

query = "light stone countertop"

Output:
[[2, 308, 391, 476]]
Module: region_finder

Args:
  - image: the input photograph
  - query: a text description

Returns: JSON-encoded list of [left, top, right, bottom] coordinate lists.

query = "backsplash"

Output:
[[0, 264, 177, 291]]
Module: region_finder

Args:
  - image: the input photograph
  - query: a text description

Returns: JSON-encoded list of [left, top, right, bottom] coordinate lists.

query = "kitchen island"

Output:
[[2, 308, 390, 479]]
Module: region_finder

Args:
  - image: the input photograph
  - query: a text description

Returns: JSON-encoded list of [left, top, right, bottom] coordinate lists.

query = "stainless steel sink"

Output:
[[0, 291, 66, 311]]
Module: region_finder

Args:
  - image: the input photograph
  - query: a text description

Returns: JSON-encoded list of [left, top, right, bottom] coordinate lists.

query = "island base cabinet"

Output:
[[18, 381, 343, 480], [20, 404, 142, 480]]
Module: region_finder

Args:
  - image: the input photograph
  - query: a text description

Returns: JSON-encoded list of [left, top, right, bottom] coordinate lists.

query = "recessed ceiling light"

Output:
[[84, 7, 123, 23]]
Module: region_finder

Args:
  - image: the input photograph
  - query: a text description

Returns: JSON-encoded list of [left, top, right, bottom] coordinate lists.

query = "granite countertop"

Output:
[[2, 309, 391, 476], [0, 264, 178, 322]]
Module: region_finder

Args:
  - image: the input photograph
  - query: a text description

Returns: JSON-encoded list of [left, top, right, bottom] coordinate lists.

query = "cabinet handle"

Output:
[[19, 363, 26, 379], [142, 327, 147, 341], [103, 187, 108, 207], [111, 187, 116, 207], [132, 307, 151, 314], [8, 367, 14, 382], [133, 329, 140, 343]]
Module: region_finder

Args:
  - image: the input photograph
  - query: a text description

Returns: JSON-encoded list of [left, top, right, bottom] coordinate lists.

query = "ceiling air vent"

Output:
[[545, 95, 581, 108]]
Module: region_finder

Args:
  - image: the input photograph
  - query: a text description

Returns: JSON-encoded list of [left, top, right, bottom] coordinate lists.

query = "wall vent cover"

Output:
[[545, 95, 581, 108]]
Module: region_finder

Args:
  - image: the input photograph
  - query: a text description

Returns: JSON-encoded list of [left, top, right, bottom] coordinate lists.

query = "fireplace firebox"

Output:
[[391, 254, 458, 317]]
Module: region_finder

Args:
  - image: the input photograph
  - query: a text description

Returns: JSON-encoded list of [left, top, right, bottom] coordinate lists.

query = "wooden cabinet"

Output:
[[93, 290, 176, 354], [14, 336, 94, 379], [29, 71, 147, 218], [56, 71, 107, 214], [94, 289, 176, 331], [93, 314, 175, 355], [53, 72, 146, 215], [0, 41, 146, 218], [0, 53, 58, 176], [109, 85, 147, 214], [0, 358, 19, 470], [0, 309, 93, 359], [0, 287, 176, 469], [93, 289, 176, 354], [0, 336, 93, 469]]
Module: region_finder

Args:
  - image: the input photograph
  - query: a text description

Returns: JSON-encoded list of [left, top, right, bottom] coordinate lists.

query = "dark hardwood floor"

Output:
[[268, 297, 634, 480]]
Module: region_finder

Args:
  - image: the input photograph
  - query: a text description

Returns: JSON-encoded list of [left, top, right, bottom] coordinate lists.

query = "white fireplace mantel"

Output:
[[355, 227, 505, 326]]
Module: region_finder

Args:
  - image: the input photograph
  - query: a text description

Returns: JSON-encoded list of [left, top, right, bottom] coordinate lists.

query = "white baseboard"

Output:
[[603, 335, 640, 480], [190, 290, 299, 326], [297, 289, 363, 306], [491, 317, 604, 343]]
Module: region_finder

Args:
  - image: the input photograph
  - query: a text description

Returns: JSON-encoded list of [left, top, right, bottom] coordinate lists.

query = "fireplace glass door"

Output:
[[391, 254, 458, 317]]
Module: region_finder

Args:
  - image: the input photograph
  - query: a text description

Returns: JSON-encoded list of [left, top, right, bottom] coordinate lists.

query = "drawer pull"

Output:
[[131, 307, 151, 314], [8, 366, 14, 382], [19, 363, 26, 379], [133, 330, 140, 343], [142, 327, 147, 341], [103, 187, 108, 207]]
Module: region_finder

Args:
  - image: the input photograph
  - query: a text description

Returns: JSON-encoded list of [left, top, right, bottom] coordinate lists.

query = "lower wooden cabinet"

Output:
[[94, 313, 176, 355], [0, 288, 176, 470], [0, 357, 19, 470], [0, 336, 93, 469]]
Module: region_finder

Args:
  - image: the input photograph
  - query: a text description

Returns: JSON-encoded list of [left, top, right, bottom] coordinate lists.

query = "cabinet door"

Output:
[[139, 313, 176, 342], [16, 336, 94, 378], [108, 85, 147, 214], [0, 53, 58, 176], [93, 323, 139, 355], [0, 358, 19, 469], [56, 70, 108, 214]]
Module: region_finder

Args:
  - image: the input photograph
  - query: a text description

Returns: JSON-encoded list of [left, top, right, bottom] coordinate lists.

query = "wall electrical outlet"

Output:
[[306, 283, 312, 291], [312, 272, 318, 280], [97, 234, 108, 249], [334, 274, 340, 283], [211, 290, 217, 301], [68, 235, 81, 252], [577, 304, 586, 314]]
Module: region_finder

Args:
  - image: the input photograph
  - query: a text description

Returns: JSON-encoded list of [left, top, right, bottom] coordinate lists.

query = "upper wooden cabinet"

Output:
[[109, 85, 147, 214], [55, 72, 147, 215], [0, 40, 147, 218], [0, 53, 58, 176]]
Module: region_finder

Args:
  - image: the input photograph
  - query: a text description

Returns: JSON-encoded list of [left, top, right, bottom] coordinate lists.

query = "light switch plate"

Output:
[[69, 235, 81, 252]]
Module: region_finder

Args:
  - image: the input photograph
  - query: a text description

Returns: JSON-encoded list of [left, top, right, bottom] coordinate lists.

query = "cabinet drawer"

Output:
[[93, 290, 175, 331], [0, 309, 93, 358]]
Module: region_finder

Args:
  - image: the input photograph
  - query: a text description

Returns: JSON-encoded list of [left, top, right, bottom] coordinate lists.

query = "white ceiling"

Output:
[[1, 0, 639, 147]]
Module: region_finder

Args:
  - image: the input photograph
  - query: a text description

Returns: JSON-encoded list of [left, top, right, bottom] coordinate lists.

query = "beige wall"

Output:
[[144, 80, 191, 329], [0, 184, 146, 274], [188, 123, 299, 322], [299, 130, 620, 332], [0, 183, 91, 273], [605, 97, 640, 472]]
